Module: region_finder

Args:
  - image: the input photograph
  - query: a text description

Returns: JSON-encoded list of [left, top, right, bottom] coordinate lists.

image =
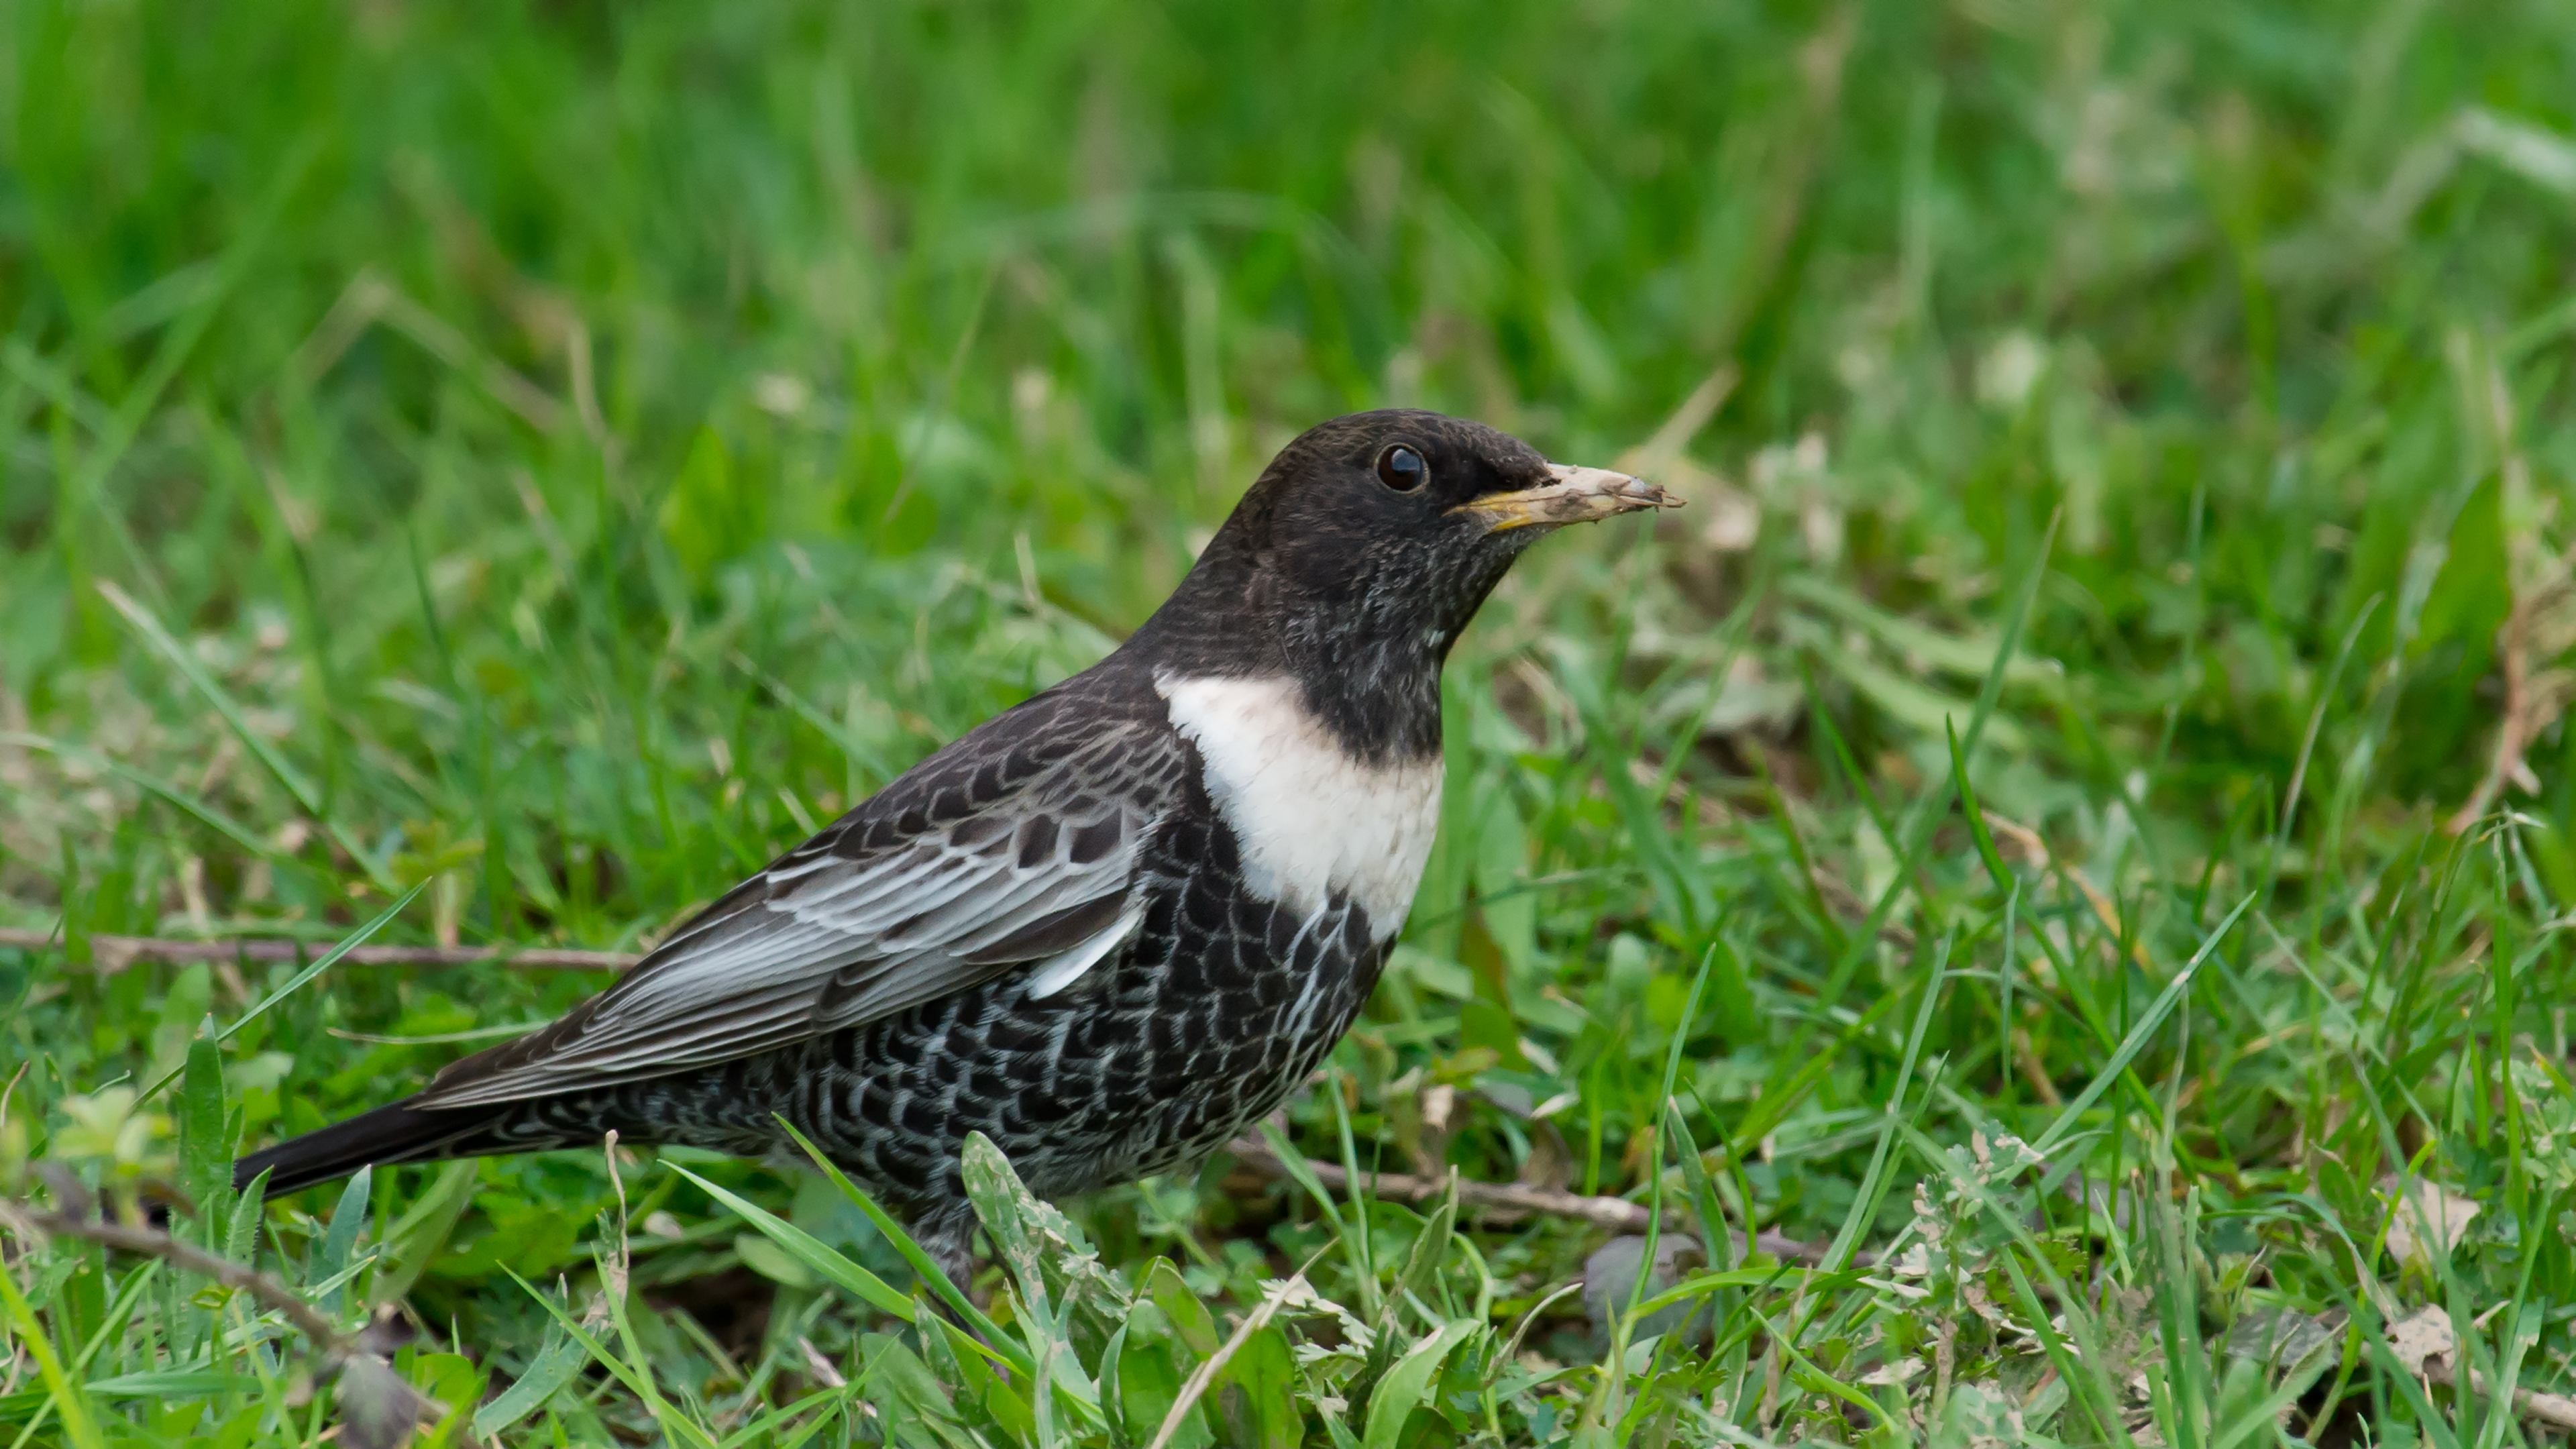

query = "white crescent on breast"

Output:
[[1155, 672, 1442, 941]]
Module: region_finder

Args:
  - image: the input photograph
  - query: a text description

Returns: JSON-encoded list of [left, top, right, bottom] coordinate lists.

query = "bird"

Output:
[[234, 409, 1677, 1286]]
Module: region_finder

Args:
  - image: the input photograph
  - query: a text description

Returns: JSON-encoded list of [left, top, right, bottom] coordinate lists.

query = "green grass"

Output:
[[5, 0, 2576, 1443]]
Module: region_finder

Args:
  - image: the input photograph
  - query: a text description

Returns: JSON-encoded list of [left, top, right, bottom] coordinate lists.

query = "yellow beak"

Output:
[[1453, 464, 1682, 533]]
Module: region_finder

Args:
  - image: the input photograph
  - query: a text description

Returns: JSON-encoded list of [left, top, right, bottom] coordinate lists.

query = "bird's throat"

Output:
[[1283, 627, 1447, 764], [1157, 672, 1443, 938]]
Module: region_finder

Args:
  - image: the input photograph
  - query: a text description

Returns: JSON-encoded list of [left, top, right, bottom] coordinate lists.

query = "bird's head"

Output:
[[1238, 409, 1676, 649], [1135, 409, 1680, 757]]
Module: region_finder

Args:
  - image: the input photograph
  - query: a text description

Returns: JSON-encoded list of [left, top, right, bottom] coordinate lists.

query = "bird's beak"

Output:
[[1453, 464, 1683, 533]]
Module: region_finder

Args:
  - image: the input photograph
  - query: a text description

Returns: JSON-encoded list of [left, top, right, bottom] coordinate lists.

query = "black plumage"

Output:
[[235, 409, 1674, 1283]]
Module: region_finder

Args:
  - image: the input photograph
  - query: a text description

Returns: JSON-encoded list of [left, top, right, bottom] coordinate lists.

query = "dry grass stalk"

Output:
[[0, 928, 634, 975]]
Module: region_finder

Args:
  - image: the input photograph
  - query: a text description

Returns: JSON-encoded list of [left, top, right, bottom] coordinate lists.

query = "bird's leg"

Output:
[[912, 1201, 983, 1318]]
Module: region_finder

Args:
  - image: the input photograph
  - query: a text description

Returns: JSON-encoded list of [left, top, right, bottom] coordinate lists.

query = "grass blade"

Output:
[[1360, 1318, 1479, 1449], [0, 1255, 107, 1449], [474, 1284, 588, 1437], [93, 578, 394, 888], [136, 882, 424, 1106], [665, 1163, 915, 1321], [2031, 891, 2257, 1157], [1823, 932, 1947, 1271], [772, 1119, 1028, 1372]]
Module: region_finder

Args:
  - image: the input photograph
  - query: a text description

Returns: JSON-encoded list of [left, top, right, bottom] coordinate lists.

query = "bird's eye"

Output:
[[1375, 443, 1428, 492]]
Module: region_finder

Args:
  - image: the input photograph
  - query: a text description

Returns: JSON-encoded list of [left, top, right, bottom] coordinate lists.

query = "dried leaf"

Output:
[[2387, 1305, 2457, 1377], [1859, 1356, 1923, 1387], [2383, 1179, 2482, 1268]]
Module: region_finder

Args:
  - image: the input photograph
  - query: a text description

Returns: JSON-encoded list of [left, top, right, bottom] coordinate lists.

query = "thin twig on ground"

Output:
[[2424, 1352, 2576, 1434], [0, 928, 634, 973], [0, 1197, 449, 1441], [3, 1201, 344, 1345], [1222, 1136, 1847, 1265]]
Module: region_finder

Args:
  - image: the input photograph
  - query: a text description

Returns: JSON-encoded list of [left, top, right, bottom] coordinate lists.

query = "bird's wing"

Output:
[[417, 698, 1187, 1108]]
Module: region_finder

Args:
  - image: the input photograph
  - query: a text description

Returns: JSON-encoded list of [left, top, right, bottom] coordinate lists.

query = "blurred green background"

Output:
[[5, 1, 2576, 1444], [9, 0, 2573, 934]]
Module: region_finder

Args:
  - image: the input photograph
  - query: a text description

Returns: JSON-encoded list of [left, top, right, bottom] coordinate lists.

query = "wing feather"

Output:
[[958, 892, 1130, 966], [418, 699, 1185, 1108]]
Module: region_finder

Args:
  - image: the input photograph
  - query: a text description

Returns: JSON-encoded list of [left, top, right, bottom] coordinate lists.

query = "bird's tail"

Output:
[[232, 1097, 519, 1198]]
